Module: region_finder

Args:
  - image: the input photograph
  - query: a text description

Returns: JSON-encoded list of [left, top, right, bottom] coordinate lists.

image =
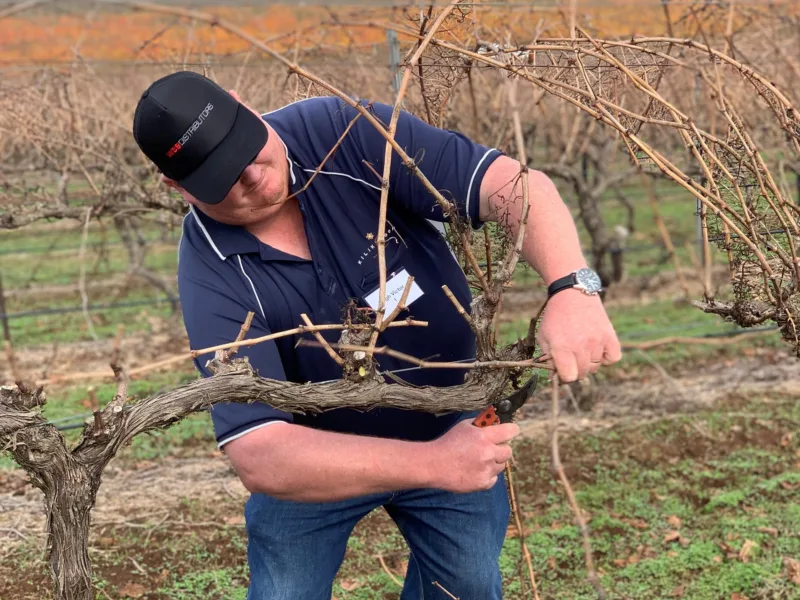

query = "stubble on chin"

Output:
[[194, 160, 288, 227], [217, 195, 285, 226]]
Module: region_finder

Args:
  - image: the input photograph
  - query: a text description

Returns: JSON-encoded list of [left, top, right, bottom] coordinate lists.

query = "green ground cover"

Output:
[[1, 394, 796, 600]]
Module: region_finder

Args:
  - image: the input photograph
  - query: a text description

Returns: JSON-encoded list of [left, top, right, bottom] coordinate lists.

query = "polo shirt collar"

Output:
[[264, 113, 307, 198], [188, 205, 260, 260]]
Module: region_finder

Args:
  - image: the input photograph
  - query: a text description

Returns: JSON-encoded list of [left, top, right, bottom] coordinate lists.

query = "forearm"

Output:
[[224, 422, 436, 503], [518, 170, 588, 284]]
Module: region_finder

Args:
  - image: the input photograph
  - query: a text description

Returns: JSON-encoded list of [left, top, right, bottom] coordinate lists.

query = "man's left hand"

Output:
[[536, 290, 622, 382]]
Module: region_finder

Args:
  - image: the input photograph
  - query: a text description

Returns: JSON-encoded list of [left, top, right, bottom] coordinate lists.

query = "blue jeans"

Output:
[[244, 475, 510, 599]]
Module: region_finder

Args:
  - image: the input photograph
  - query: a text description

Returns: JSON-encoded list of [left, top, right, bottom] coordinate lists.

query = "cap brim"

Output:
[[178, 104, 268, 205]]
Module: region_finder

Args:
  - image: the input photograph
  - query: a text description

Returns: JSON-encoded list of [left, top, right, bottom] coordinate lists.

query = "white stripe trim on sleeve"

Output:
[[189, 205, 227, 261], [237, 255, 266, 320], [465, 149, 496, 225], [217, 420, 289, 448], [426, 219, 458, 264], [261, 98, 318, 117]]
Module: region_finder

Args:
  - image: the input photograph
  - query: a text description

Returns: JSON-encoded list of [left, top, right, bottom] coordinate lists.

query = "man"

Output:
[[132, 71, 621, 599]]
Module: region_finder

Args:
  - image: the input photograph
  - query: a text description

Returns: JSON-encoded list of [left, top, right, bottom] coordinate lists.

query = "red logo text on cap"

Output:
[[166, 103, 214, 158]]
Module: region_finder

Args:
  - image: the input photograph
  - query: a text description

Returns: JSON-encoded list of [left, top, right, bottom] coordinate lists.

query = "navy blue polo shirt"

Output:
[[177, 96, 504, 447]]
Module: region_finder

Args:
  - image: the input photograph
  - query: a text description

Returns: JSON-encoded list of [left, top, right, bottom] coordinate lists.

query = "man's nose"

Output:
[[238, 164, 260, 186]]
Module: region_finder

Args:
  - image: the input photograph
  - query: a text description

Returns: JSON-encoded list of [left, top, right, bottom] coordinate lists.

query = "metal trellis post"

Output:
[[387, 29, 401, 98], [0, 273, 10, 347]]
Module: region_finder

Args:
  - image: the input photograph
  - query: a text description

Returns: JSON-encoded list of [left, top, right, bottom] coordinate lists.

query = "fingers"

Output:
[[575, 347, 593, 380], [483, 422, 521, 444], [544, 332, 622, 381], [494, 444, 513, 464], [589, 344, 604, 375], [550, 347, 579, 382], [603, 332, 623, 365]]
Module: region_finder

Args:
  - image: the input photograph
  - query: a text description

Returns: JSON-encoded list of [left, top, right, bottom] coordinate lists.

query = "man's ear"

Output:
[[161, 175, 197, 205], [229, 89, 263, 120]]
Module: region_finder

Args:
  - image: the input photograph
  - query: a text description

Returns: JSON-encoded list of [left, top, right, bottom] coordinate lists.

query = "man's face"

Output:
[[163, 95, 291, 227]]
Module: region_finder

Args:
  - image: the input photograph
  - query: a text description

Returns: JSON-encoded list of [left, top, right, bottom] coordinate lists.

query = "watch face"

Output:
[[575, 268, 602, 293]]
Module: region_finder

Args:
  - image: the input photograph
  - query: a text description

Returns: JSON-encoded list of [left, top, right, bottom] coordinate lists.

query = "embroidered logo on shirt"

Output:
[[357, 221, 406, 266]]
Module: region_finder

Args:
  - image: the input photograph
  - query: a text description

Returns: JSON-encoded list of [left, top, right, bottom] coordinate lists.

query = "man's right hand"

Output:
[[223, 418, 521, 503], [427, 419, 521, 493]]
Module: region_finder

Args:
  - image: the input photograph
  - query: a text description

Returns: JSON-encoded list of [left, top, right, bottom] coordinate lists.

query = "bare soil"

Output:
[[518, 346, 800, 438], [0, 315, 189, 385], [0, 453, 247, 556]]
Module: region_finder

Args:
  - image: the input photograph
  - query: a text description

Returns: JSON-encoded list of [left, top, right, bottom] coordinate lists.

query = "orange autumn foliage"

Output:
[[2, 2, 799, 64], [0, 6, 388, 63]]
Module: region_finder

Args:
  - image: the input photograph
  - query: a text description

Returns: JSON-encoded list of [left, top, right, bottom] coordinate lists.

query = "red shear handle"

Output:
[[473, 405, 501, 428]]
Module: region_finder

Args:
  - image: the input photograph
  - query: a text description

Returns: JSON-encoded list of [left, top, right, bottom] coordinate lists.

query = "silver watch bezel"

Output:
[[573, 267, 603, 295]]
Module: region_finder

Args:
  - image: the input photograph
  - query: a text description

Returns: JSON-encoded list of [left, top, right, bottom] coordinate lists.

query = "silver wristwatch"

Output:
[[547, 267, 603, 298]]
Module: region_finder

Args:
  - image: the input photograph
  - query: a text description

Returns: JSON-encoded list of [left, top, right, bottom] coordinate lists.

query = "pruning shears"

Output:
[[472, 373, 538, 427]]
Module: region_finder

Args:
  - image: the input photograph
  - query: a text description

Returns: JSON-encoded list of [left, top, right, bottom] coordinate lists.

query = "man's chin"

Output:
[[216, 205, 280, 226]]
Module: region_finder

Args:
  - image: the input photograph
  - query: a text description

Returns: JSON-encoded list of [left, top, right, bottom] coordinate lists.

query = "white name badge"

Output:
[[364, 268, 424, 315]]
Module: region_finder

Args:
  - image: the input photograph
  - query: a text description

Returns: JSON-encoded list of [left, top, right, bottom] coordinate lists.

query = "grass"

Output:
[[0, 206, 179, 254], [0, 240, 178, 293], [560, 168, 705, 279], [0, 217, 180, 345], [0, 222, 180, 258], [0, 242, 177, 289], [1, 394, 797, 599], [5, 300, 179, 346], [506, 394, 800, 600], [0, 216, 178, 292]]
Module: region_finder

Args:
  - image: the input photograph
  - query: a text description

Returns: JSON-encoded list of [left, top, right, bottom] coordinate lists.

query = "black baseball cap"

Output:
[[133, 71, 268, 205]]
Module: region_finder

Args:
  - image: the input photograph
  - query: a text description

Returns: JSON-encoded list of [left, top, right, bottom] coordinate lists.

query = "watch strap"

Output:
[[547, 273, 578, 298]]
